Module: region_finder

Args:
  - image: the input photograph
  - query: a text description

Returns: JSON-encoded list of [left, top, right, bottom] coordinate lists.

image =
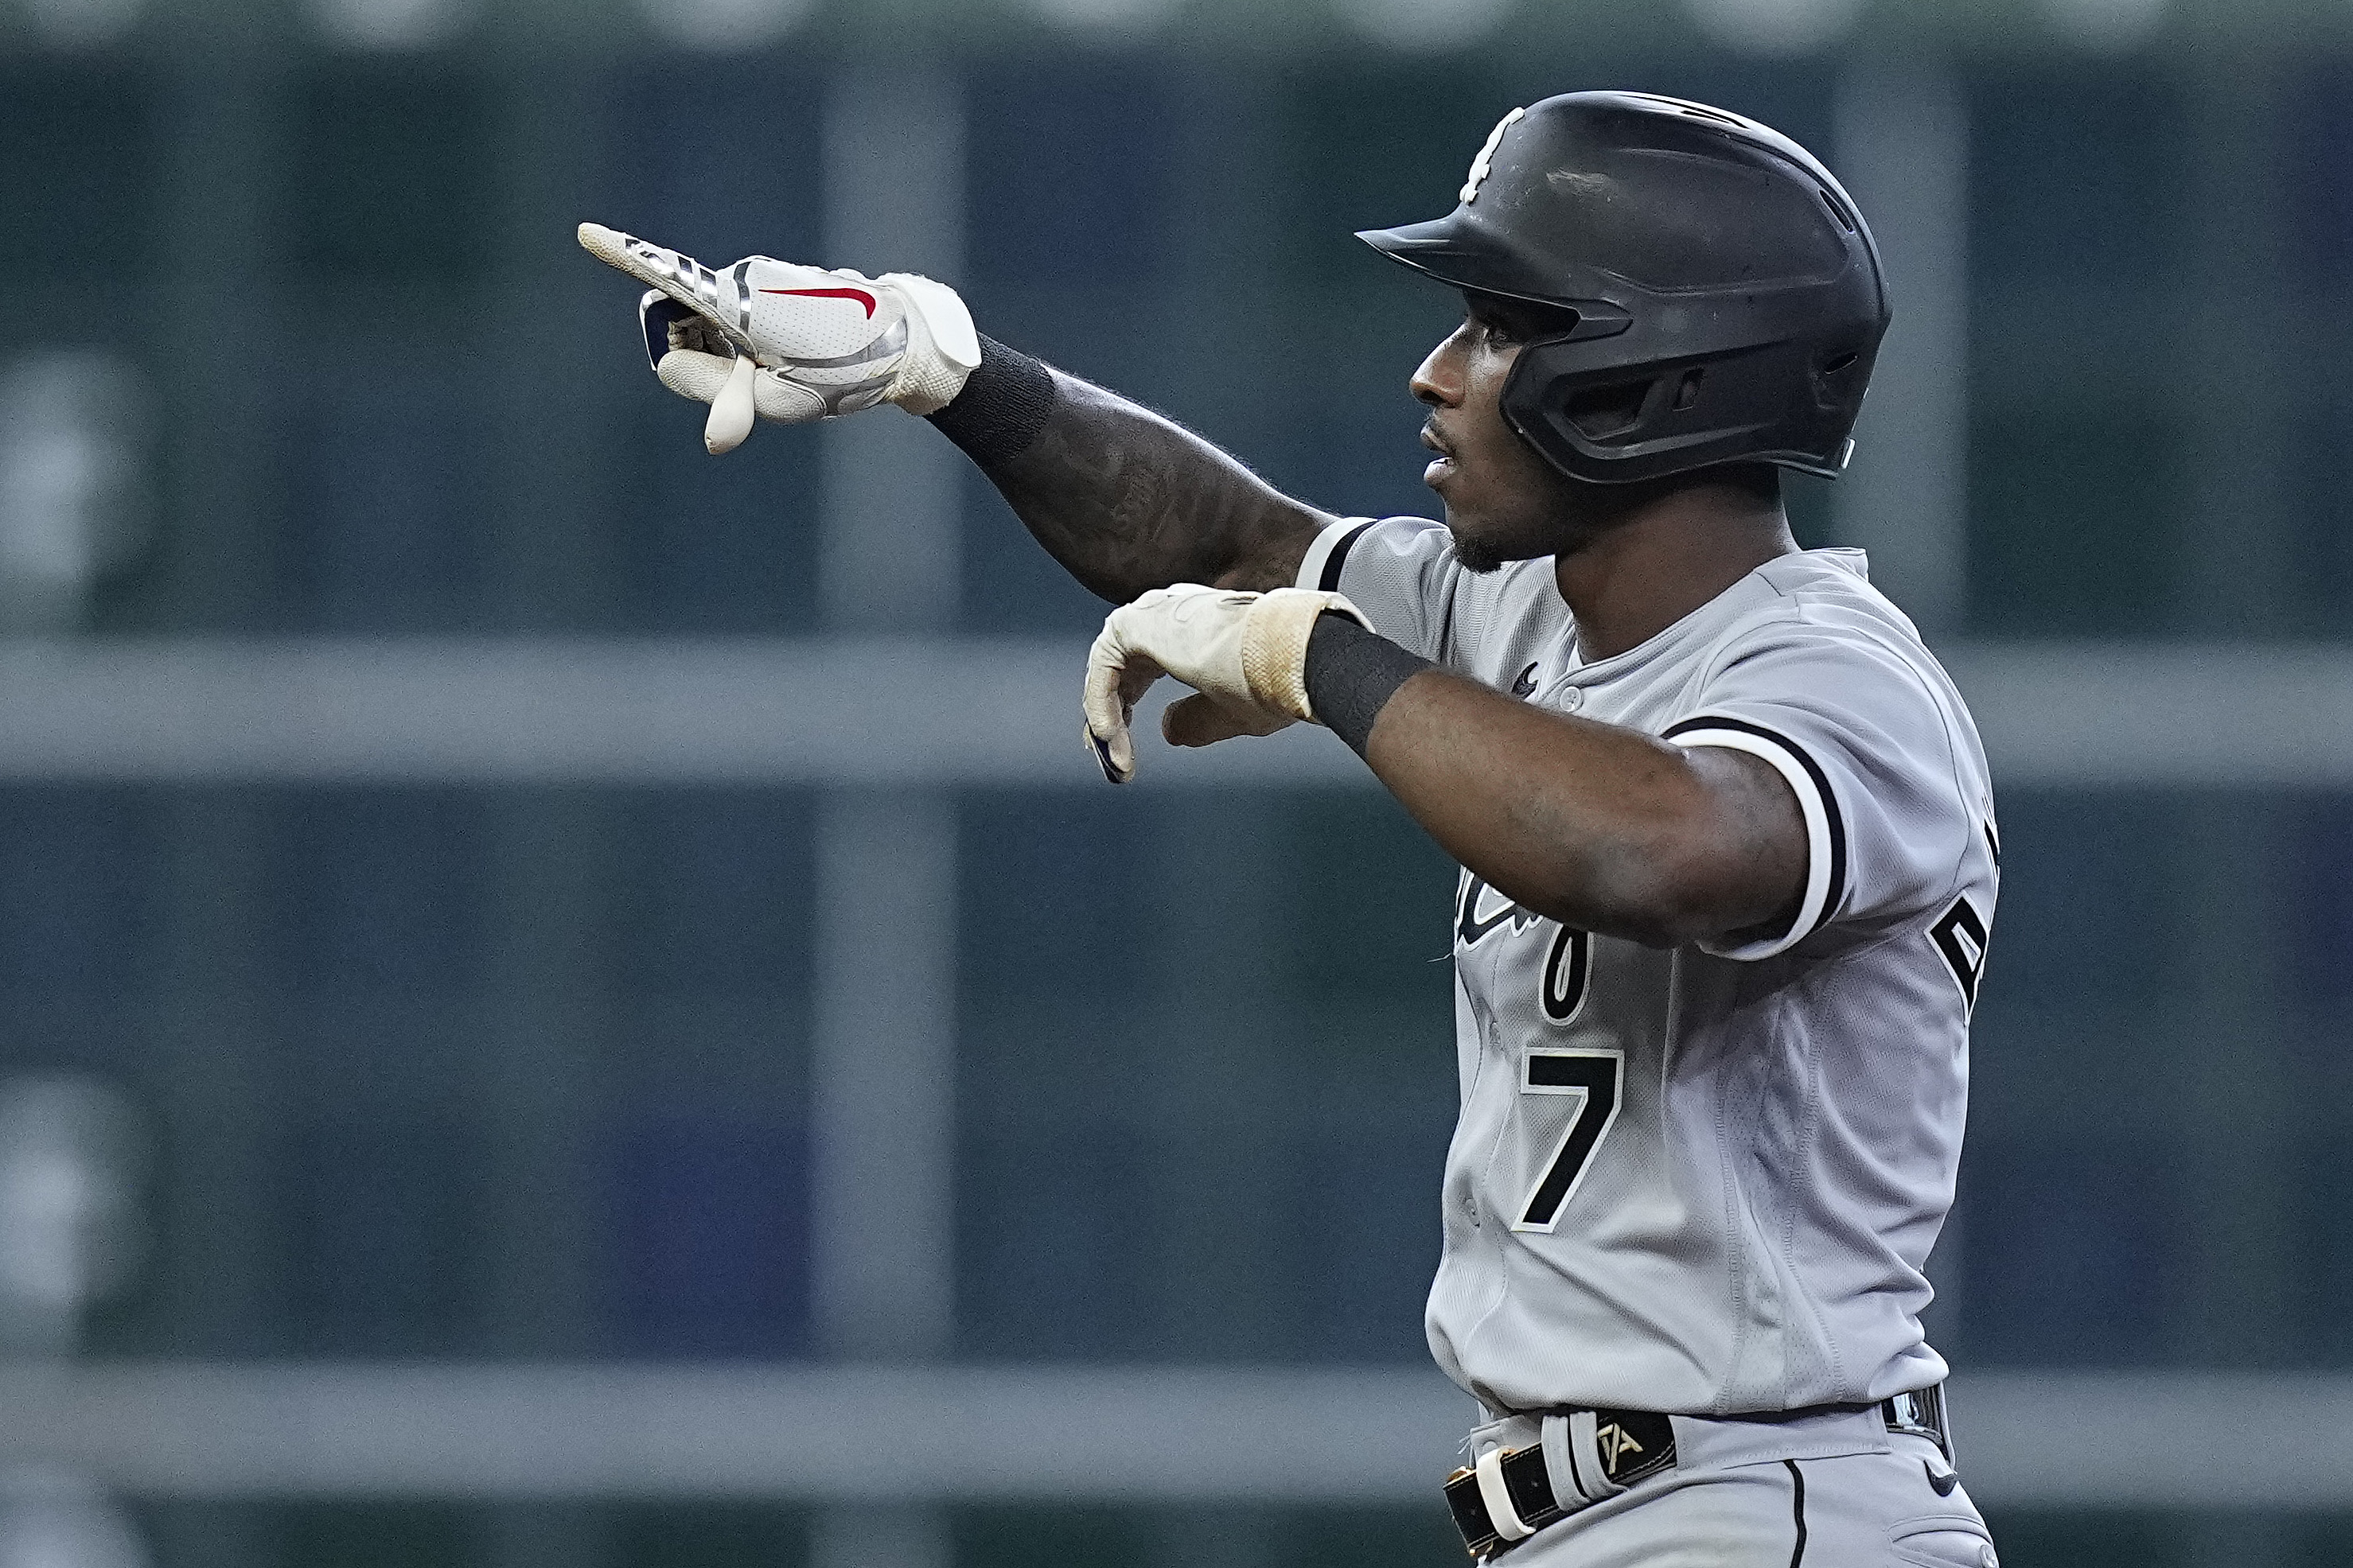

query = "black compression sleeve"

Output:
[[925, 334, 1057, 468], [1305, 612, 1434, 758]]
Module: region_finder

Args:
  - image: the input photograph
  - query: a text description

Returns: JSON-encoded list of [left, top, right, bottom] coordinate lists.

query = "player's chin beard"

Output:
[[1439, 461, 1617, 573], [1443, 511, 1559, 575], [1447, 534, 1508, 575], [1446, 483, 1637, 574]]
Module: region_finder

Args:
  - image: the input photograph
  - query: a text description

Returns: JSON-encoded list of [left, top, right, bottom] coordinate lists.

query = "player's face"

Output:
[[1412, 297, 1595, 573]]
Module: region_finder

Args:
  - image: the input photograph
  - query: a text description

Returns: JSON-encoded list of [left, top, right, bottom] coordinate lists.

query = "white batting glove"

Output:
[[578, 222, 982, 455], [1082, 585, 1373, 784]]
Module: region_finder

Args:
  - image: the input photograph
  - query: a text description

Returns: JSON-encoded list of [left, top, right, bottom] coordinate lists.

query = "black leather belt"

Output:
[[1443, 1385, 1952, 1560]]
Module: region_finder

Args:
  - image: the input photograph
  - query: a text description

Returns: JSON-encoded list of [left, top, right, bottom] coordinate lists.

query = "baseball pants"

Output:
[[1458, 1405, 1998, 1566]]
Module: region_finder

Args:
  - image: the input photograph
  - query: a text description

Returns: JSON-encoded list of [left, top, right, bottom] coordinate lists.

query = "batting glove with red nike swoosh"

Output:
[[579, 222, 982, 454]]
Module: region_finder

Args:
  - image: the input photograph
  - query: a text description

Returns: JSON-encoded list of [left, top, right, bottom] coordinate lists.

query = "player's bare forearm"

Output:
[[1360, 668, 1806, 948], [929, 340, 1327, 601]]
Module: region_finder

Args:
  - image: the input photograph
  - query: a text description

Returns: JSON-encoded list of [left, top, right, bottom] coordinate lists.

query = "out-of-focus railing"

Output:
[[1, 1361, 2348, 1510], [0, 637, 2341, 787]]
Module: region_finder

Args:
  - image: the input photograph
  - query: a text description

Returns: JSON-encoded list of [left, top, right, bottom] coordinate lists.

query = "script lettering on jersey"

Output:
[[1457, 874, 1594, 1027], [1455, 873, 1544, 947]]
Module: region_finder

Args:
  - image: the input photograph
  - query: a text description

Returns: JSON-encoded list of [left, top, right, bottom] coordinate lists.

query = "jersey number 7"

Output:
[[1513, 1049, 1624, 1233]]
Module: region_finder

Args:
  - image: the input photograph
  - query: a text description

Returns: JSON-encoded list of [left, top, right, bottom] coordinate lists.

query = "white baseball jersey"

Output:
[[1296, 516, 1998, 1418]]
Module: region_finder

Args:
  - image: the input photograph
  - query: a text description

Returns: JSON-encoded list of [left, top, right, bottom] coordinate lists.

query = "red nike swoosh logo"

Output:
[[758, 286, 877, 318]]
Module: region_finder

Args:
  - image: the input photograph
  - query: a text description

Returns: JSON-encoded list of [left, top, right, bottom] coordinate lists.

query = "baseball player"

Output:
[[585, 89, 1999, 1567]]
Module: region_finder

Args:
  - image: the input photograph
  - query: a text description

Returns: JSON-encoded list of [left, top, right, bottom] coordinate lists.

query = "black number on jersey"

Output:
[[1541, 926, 1592, 1024], [1928, 894, 1989, 1017], [1513, 1049, 1623, 1233]]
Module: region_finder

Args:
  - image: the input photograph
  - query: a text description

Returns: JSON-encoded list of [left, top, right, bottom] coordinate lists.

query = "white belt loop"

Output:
[[1539, 1414, 1588, 1507], [1473, 1445, 1534, 1543]]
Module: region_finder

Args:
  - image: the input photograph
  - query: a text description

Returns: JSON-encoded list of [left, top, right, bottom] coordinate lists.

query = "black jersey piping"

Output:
[[1662, 714, 1849, 946], [1783, 1459, 1807, 1566], [1317, 520, 1377, 591]]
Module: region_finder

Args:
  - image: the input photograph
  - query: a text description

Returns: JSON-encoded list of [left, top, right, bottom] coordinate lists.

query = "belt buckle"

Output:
[[1443, 1459, 1506, 1560], [1883, 1384, 1953, 1463], [1443, 1441, 1561, 1561]]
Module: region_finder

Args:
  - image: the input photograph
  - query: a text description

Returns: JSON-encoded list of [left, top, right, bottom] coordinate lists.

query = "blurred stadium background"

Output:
[[0, 0, 2351, 1563]]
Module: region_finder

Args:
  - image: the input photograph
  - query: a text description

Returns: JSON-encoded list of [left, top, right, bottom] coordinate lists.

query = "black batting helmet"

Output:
[[1358, 91, 1889, 486]]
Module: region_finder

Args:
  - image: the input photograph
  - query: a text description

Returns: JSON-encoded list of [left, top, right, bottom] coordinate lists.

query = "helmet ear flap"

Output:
[[1502, 342, 1700, 481], [1506, 331, 1870, 485], [1561, 377, 1660, 442], [1562, 366, 1710, 444]]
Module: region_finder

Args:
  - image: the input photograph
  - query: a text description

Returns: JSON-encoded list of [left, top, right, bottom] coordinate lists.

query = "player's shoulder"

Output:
[[1682, 551, 1996, 941], [1693, 549, 1989, 778], [1751, 547, 1920, 634], [1298, 515, 1446, 590], [1707, 550, 1955, 690]]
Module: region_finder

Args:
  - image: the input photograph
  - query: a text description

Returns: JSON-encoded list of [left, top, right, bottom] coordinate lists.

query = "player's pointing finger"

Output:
[[578, 223, 745, 344]]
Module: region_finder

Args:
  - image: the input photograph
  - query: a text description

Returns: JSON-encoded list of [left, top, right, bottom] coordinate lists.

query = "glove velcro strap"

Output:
[[1241, 589, 1371, 724], [877, 270, 982, 414]]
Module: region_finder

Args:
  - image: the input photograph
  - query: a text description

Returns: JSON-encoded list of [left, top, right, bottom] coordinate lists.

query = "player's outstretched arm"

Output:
[[928, 338, 1331, 601], [1307, 619, 1809, 949], [579, 224, 1326, 598]]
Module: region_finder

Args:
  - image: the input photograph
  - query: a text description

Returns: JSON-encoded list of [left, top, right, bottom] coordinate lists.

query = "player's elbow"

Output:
[[1580, 857, 1736, 949], [1634, 871, 1773, 949], [1547, 827, 1792, 950], [1595, 751, 1809, 947]]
